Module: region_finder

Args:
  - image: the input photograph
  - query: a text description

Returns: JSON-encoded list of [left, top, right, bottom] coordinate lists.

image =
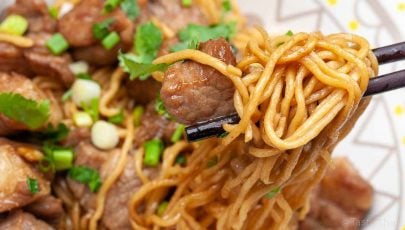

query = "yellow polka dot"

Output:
[[348, 20, 359, 31], [397, 2, 405, 12], [327, 0, 337, 6], [394, 105, 405, 116], [401, 137, 405, 145]]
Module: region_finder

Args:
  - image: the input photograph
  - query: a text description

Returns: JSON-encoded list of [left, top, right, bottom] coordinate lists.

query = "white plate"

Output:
[[1, 0, 404, 229]]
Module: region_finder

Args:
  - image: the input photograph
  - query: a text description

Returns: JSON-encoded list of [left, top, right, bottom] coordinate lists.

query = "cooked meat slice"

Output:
[[134, 102, 177, 147], [24, 195, 64, 219], [6, 0, 56, 33], [0, 138, 50, 213], [0, 72, 63, 135], [72, 43, 124, 66], [0, 210, 53, 230], [62, 127, 91, 147], [0, 42, 32, 76], [299, 157, 373, 230], [149, 0, 208, 33], [160, 38, 236, 124], [126, 78, 162, 105]]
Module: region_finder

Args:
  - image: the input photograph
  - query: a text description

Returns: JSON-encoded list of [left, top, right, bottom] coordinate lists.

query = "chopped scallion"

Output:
[[92, 18, 115, 40], [76, 73, 92, 80], [143, 139, 164, 167], [132, 106, 144, 127], [101, 31, 120, 50], [171, 124, 185, 143], [121, 0, 139, 20], [48, 7, 59, 19], [53, 148, 74, 171], [81, 98, 99, 122], [0, 14, 28, 36], [104, 0, 122, 13], [265, 187, 281, 199], [62, 89, 72, 101], [26, 177, 39, 195], [68, 166, 102, 192], [286, 30, 293, 36], [108, 111, 124, 124], [156, 201, 169, 216], [175, 154, 187, 166], [46, 33, 69, 55], [182, 0, 192, 7]]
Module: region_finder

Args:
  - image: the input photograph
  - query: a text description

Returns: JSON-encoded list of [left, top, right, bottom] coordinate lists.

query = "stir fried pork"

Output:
[[0, 138, 50, 213], [0, 210, 54, 230], [300, 157, 373, 230], [160, 38, 236, 124]]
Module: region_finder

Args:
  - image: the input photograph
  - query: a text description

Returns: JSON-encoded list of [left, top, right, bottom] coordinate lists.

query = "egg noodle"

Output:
[[30, 0, 378, 229]]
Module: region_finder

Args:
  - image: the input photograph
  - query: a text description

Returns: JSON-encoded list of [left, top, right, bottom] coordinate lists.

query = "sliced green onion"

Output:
[[171, 124, 185, 143], [132, 106, 144, 127], [48, 7, 59, 19], [104, 0, 122, 13], [0, 15, 28, 35], [46, 33, 69, 55], [156, 201, 169, 216], [68, 166, 102, 192], [69, 61, 89, 75], [108, 111, 124, 124], [175, 154, 187, 166], [222, 0, 232, 12], [265, 187, 281, 199], [182, 0, 192, 7], [143, 139, 164, 167], [26, 177, 39, 195], [92, 18, 115, 40], [73, 111, 93, 127], [53, 148, 74, 171], [101, 31, 120, 50], [76, 73, 92, 80], [207, 156, 218, 167], [286, 30, 293, 36]]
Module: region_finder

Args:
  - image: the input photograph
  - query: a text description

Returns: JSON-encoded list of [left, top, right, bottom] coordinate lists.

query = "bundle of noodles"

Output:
[[129, 28, 378, 229]]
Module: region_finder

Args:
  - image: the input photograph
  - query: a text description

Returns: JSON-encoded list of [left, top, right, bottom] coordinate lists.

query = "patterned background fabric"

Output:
[[1, 0, 404, 229]]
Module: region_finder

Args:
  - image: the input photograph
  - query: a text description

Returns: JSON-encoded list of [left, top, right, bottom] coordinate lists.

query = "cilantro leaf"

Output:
[[155, 93, 173, 119], [172, 23, 236, 52], [121, 0, 139, 20], [41, 123, 70, 142], [119, 52, 169, 80], [27, 177, 39, 195], [0, 93, 49, 129], [92, 18, 115, 40], [68, 166, 102, 192], [222, 0, 232, 12], [135, 22, 163, 63], [108, 111, 124, 124]]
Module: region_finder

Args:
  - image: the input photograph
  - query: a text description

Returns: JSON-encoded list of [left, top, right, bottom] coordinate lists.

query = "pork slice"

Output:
[[62, 127, 91, 147], [0, 210, 54, 230], [0, 138, 50, 213], [160, 38, 236, 124], [24, 195, 64, 219], [148, 0, 208, 33], [134, 102, 177, 147], [299, 157, 373, 230], [126, 78, 162, 105], [0, 42, 32, 76], [6, 0, 56, 33], [72, 43, 124, 66]]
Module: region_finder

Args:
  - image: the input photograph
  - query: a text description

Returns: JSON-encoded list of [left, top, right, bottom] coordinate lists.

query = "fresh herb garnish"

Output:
[[108, 111, 124, 124], [155, 93, 172, 119], [171, 23, 236, 52], [46, 33, 69, 55], [41, 123, 70, 142], [143, 139, 164, 167], [265, 187, 281, 199], [40, 143, 74, 172], [68, 166, 102, 192], [171, 124, 185, 143], [170, 37, 199, 52], [101, 31, 120, 49], [104, 0, 122, 13], [92, 18, 115, 40], [286, 30, 293, 36], [0, 93, 49, 129], [118, 52, 169, 80], [76, 73, 93, 80], [222, 0, 232, 12], [81, 98, 99, 122], [26, 177, 39, 195], [62, 89, 72, 101], [182, 0, 192, 7], [132, 105, 144, 127], [175, 154, 187, 166], [121, 0, 139, 20], [48, 7, 59, 19], [156, 201, 169, 216]]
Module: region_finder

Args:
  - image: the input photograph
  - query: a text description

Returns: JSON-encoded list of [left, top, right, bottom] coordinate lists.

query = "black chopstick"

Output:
[[185, 42, 405, 142]]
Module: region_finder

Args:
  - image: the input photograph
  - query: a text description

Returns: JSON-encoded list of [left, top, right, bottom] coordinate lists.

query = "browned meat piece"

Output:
[[62, 127, 91, 147], [6, 0, 56, 33], [300, 157, 373, 230], [0, 42, 32, 76], [0, 72, 63, 135], [0, 138, 50, 213], [126, 78, 162, 105], [160, 38, 236, 124], [0, 210, 53, 230], [58, 0, 134, 65], [24, 195, 64, 219], [134, 102, 177, 146], [149, 0, 208, 33]]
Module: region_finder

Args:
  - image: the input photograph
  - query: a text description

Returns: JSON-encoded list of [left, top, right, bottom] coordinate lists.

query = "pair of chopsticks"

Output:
[[186, 42, 405, 142]]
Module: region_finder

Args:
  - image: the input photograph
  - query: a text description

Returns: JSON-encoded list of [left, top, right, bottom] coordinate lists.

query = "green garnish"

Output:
[[265, 187, 281, 199], [0, 14, 28, 35], [143, 139, 164, 167], [26, 178, 39, 195], [170, 37, 199, 52], [218, 131, 229, 138], [48, 7, 59, 19], [121, 0, 139, 20], [171, 23, 236, 52], [68, 166, 102, 192], [207, 156, 218, 167], [92, 18, 115, 40], [175, 154, 187, 166], [132, 106, 144, 127], [286, 30, 293, 36], [41, 143, 74, 172], [118, 52, 169, 80], [156, 201, 169, 216], [0, 93, 49, 129], [81, 98, 99, 122], [108, 111, 124, 124], [46, 33, 69, 55], [62, 89, 72, 101], [171, 124, 185, 143], [76, 73, 92, 80], [182, 0, 192, 7], [222, 0, 232, 12], [155, 93, 172, 119], [104, 0, 122, 13], [102, 31, 120, 50], [41, 123, 70, 142]]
